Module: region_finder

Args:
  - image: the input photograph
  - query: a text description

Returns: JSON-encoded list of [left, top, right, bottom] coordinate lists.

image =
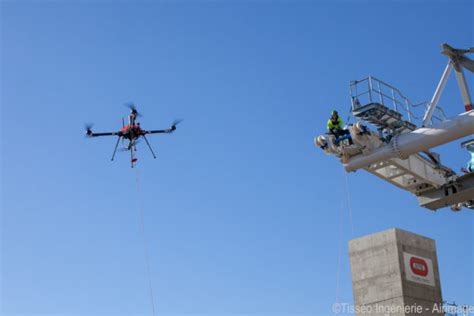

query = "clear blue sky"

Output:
[[1, 1, 473, 315]]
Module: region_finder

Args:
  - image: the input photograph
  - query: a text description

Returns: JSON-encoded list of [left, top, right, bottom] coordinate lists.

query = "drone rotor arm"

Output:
[[88, 131, 122, 137], [142, 120, 181, 135], [143, 129, 173, 134]]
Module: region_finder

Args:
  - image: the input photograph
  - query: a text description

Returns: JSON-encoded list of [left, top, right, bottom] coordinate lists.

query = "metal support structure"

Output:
[[422, 60, 453, 127], [423, 44, 474, 125], [376, 80, 384, 104], [405, 99, 412, 122], [391, 89, 398, 112], [368, 76, 373, 103], [454, 67, 473, 111], [318, 44, 474, 210], [417, 173, 474, 210], [348, 76, 444, 126], [344, 111, 474, 172], [366, 154, 450, 194]]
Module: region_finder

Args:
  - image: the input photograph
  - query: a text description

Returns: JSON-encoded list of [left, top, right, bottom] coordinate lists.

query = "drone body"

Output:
[[85, 104, 180, 167]]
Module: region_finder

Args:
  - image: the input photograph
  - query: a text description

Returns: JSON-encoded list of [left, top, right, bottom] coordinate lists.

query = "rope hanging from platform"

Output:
[[342, 167, 355, 238], [335, 191, 344, 304], [335, 166, 355, 304]]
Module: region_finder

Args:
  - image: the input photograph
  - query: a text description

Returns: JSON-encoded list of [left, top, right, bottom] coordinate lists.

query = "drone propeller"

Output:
[[84, 123, 94, 137], [124, 102, 142, 117], [171, 119, 183, 131]]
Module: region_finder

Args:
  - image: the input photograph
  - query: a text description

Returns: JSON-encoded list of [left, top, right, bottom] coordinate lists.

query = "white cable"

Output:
[[135, 168, 156, 316]]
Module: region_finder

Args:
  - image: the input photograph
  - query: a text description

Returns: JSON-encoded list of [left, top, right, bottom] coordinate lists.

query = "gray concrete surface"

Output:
[[349, 228, 443, 315]]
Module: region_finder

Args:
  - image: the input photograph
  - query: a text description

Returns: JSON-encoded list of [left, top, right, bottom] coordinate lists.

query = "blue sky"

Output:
[[1, 1, 473, 315]]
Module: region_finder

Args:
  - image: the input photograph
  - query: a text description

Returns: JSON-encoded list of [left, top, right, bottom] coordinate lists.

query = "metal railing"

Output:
[[349, 76, 446, 126]]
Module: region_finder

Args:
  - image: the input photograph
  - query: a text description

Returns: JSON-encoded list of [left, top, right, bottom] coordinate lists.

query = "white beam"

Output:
[[422, 61, 453, 127], [454, 67, 473, 112], [344, 111, 474, 172]]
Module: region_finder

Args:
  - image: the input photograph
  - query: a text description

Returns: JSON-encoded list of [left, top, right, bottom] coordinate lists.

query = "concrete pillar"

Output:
[[349, 228, 443, 316]]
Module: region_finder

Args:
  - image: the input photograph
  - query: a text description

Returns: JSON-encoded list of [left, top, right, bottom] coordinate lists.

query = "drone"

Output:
[[85, 103, 181, 167]]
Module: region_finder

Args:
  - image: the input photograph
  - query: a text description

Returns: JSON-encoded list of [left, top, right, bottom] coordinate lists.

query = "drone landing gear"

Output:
[[111, 136, 122, 161], [142, 135, 157, 159]]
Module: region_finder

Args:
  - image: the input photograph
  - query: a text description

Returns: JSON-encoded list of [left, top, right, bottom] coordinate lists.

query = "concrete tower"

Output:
[[349, 228, 443, 316]]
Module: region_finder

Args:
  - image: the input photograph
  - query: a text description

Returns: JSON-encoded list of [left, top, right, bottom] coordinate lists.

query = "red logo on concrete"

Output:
[[410, 257, 429, 277]]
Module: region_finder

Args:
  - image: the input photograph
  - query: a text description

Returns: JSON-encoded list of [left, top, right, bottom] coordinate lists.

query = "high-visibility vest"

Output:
[[327, 117, 343, 130]]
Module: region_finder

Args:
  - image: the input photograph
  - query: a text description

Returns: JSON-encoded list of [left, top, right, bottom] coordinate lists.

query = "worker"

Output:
[[327, 110, 350, 138]]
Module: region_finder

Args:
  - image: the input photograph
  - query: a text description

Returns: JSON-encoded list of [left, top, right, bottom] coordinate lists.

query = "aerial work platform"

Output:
[[315, 44, 474, 211], [352, 102, 417, 135], [349, 76, 447, 133]]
